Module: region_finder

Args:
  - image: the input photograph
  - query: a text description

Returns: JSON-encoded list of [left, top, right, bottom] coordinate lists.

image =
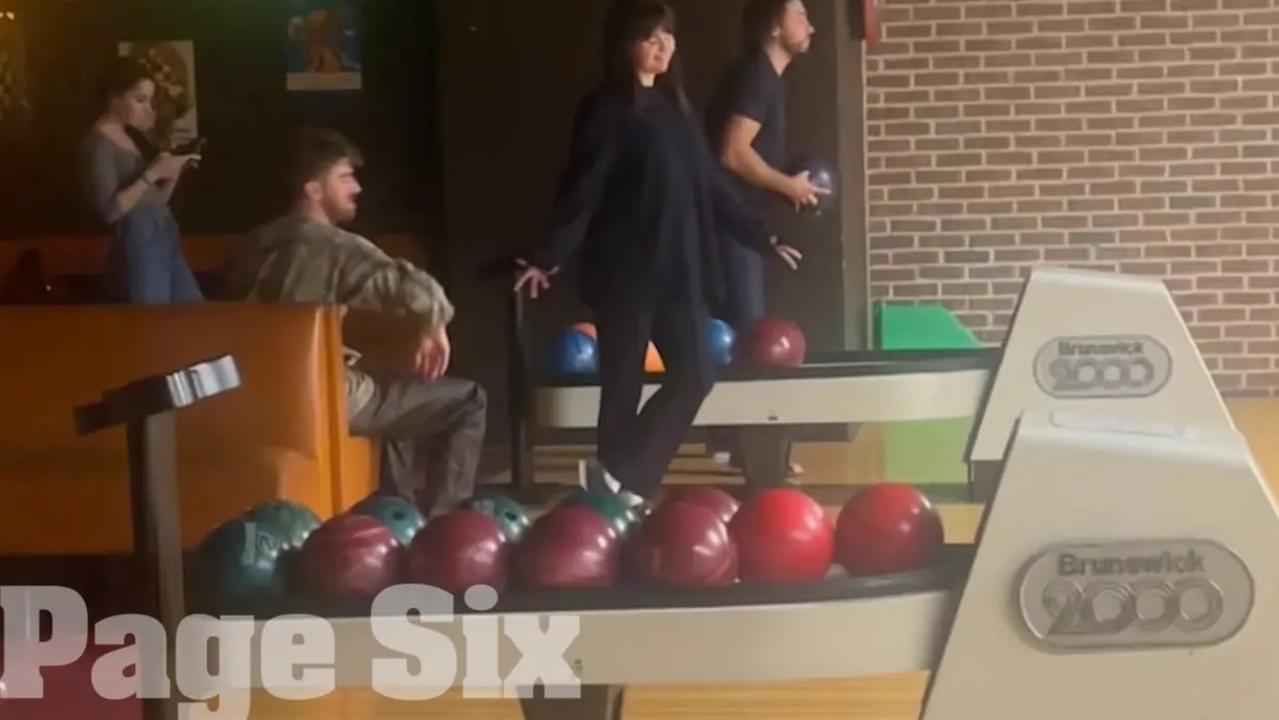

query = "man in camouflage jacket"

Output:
[[223, 128, 485, 517]]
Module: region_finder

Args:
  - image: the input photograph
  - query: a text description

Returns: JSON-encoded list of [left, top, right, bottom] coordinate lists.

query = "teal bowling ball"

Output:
[[197, 517, 288, 600], [462, 495, 532, 543], [352, 495, 428, 547], [564, 490, 640, 537], [245, 500, 321, 552]]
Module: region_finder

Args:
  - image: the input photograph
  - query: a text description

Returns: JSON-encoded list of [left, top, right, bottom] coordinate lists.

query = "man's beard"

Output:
[[327, 200, 357, 224], [782, 34, 810, 55]]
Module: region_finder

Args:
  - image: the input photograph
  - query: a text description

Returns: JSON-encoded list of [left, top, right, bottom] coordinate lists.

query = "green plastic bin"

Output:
[[873, 301, 982, 487]]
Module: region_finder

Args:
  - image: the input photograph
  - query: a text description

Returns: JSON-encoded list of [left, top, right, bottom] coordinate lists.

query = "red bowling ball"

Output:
[[626, 501, 737, 588], [661, 486, 740, 525], [513, 506, 620, 589], [742, 317, 806, 369], [295, 514, 404, 597], [836, 483, 944, 576], [730, 488, 833, 584], [407, 510, 509, 594]]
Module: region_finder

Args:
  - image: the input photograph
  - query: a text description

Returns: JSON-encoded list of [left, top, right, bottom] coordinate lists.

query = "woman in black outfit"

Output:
[[515, 0, 802, 504]]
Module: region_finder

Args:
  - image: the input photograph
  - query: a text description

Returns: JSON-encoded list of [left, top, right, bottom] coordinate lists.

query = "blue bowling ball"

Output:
[[788, 155, 838, 215], [707, 318, 736, 367], [550, 328, 598, 376]]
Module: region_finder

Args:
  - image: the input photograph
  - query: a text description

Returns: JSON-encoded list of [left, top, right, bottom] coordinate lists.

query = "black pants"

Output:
[[719, 237, 766, 331], [708, 238, 765, 460], [349, 375, 487, 516], [595, 295, 715, 498]]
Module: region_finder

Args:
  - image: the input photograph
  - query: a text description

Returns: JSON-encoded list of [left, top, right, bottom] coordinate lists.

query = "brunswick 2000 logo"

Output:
[[1033, 335, 1173, 399], [1016, 539, 1254, 652]]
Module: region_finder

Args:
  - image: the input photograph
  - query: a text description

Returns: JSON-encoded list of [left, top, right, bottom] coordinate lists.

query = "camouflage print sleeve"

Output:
[[332, 232, 456, 331]]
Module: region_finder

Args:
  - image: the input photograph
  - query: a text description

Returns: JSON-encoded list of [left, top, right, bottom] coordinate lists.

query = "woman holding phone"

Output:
[[515, 0, 802, 504], [83, 56, 204, 304]]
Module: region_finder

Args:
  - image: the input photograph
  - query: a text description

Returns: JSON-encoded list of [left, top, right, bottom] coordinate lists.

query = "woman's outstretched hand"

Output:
[[773, 242, 803, 270], [513, 258, 558, 299]]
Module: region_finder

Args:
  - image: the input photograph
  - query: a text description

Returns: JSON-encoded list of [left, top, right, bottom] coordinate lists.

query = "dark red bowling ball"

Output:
[[295, 514, 404, 597], [730, 488, 833, 584], [407, 510, 509, 594], [743, 317, 806, 369], [836, 483, 944, 576], [661, 486, 740, 525], [626, 501, 737, 588], [513, 506, 620, 589]]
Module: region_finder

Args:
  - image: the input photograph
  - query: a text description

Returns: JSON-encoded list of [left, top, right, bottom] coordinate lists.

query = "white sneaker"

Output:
[[617, 489, 647, 509], [578, 458, 622, 494]]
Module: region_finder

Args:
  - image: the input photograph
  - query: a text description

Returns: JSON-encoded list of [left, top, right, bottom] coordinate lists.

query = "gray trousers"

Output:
[[349, 375, 487, 516]]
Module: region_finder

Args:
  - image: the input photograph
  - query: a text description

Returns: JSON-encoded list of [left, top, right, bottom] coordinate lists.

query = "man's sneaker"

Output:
[[711, 452, 805, 479]]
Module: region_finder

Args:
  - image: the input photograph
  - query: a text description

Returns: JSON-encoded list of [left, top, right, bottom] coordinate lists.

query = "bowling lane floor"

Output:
[[244, 673, 935, 719]]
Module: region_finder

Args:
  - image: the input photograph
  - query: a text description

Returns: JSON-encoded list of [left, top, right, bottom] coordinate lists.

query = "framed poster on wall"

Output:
[[118, 40, 198, 148], [286, 0, 363, 92], [0, 10, 30, 137]]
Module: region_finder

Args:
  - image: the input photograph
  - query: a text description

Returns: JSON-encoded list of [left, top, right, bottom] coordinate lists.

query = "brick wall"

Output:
[[864, 0, 1279, 395]]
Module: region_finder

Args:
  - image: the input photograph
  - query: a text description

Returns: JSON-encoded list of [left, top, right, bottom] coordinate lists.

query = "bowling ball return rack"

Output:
[[186, 547, 975, 720], [195, 544, 975, 619], [181, 268, 1279, 720], [31, 267, 1279, 720], [504, 280, 1001, 493]]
